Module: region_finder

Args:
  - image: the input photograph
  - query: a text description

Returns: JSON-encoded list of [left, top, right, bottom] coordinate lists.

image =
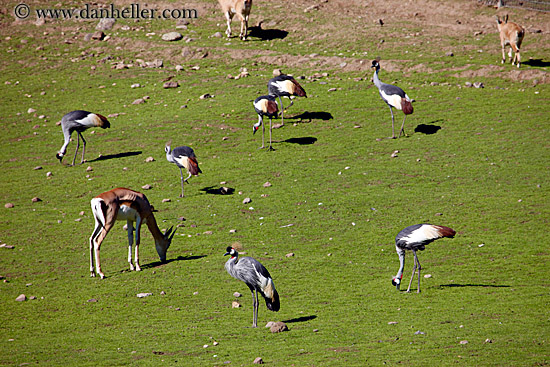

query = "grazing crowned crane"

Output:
[[253, 95, 279, 150], [165, 144, 202, 198], [56, 110, 111, 165], [224, 246, 280, 328], [393, 224, 456, 293], [371, 59, 414, 139], [267, 73, 307, 127]]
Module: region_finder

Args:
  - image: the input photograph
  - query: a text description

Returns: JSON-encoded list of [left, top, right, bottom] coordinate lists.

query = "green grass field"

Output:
[[1, 0, 549, 365]]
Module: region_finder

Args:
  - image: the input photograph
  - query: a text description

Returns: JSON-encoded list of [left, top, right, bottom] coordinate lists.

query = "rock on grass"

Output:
[[270, 321, 288, 333]]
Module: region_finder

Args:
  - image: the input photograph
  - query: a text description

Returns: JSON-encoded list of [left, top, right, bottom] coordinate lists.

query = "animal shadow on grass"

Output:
[[283, 137, 318, 145], [282, 315, 317, 324], [439, 284, 510, 288], [87, 151, 142, 162], [140, 255, 207, 270], [414, 120, 443, 135], [290, 111, 334, 123], [199, 186, 235, 195], [522, 58, 550, 67], [247, 23, 288, 40]]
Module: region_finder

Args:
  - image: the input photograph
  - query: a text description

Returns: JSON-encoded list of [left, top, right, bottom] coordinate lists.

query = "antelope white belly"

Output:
[[117, 205, 139, 221]]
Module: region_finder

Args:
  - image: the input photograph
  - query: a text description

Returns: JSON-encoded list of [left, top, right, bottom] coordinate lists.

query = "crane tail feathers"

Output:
[[187, 156, 202, 176], [262, 279, 280, 312], [433, 225, 456, 239], [401, 98, 414, 115]]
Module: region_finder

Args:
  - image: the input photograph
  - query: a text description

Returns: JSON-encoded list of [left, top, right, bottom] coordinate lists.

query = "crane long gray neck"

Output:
[[58, 130, 72, 155], [165, 146, 175, 163], [373, 66, 382, 89], [395, 247, 405, 279]]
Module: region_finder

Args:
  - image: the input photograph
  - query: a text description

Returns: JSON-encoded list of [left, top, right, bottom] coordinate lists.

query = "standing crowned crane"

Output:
[[165, 143, 202, 198], [371, 59, 414, 139], [253, 95, 279, 150], [393, 224, 456, 293], [267, 73, 307, 127], [224, 246, 280, 328], [56, 110, 111, 165]]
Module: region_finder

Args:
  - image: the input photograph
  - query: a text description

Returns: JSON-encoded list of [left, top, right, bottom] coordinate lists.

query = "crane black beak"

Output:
[[224, 252, 230, 256]]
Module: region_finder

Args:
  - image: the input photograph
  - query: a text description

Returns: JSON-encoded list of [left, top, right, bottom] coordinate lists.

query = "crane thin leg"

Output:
[[251, 289, 259, 328], [389, 106, 396, 138], [407, 251, 417, 293], [268, 117, 274, 151], [278, 96, 285, 126], [71, 133, 80, 166], [79, 132, 87, 164], [398, 116, 407, 138], [414, 252, 422, 293]]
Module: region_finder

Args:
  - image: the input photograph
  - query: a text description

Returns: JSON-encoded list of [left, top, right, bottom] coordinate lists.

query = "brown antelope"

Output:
[[218, 0, 252, 40], [496, 15, 525, 68], [89, 188, 176, 279]]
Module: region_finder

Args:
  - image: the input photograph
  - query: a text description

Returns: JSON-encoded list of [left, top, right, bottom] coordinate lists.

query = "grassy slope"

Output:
[[1, 0, 549, 366]]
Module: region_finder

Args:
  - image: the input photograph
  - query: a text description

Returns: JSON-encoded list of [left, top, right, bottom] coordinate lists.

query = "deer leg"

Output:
[[89, 217, 104, 277], [224, 12, 233, 37], [127, 220, 135, 271], [134, 217, 142, 271]]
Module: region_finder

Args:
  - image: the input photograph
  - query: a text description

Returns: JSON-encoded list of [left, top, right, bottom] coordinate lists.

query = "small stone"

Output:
[[414, 330, 425, 335], [212, 32, 222, 38], [328, 88, 337, 92], [213, 341, 219, 346], [243, 198, 252, 204], [285, 253, 294, 258], [203, 344, 209, 348], [229, 229, 237, 233], [145, 156, 155, 162], [15, 294, 26, 302], [160, 291, 166, 295], [465, 82, 473, 87], [34, 166, 43, 170], [175, 65, 184, 71], [5, 203, 14, 208], [86, 166, 93, 172], [446, 51, 454, 57], [141, 184, 152, 190], [253, 357, 264, 364], [163, 81, 179, 89], [162, 199, 171, 203], [459, 340, 468, 345], [137, 292, 152, 298], [193, 291, 199, 295], [132, 98, 146, 105], [162, 32, 183, 41], [91, 31, 105, 40], [474, 82, 484, 89], [233, 292, 242, 298], [232, 301, 241, 308], [391, 150, 399, 158], [485, 338, 493, 343], [270, 321, 288, 333], [46, 172, 53, 177], [131, 83, 141, 89], [388, 321, 398, 325], [424, 274, 432, 278], [27, 108, 36, 114], [199, 93, 212, 99], [31, 197, 41, 203], [263, 181, 272, 188], [96, 18, 115, 31], [87, 298, 98, 302]]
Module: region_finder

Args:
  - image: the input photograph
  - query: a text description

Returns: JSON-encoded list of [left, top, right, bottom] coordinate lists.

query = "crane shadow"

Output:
[[282, 315, 317, 324], [522, 58, 550, 67], [247, 24, 288, 40], [289, 111, 334, 122], [439, 283, 510, 288], [283, 137, 318, 145], [87, 151, 142, 162], [414, 120, 443, 135], [199, 186, 235, 195]]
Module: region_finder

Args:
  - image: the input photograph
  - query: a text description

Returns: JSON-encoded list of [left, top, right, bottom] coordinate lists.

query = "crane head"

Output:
[[392, 276, 401, 290], [56, 152, 64, 163], [224, 246, 236, 257]]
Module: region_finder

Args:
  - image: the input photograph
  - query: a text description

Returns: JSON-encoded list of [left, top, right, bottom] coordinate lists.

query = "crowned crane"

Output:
[[393, 224, 456, 293], [224, 246, 280, 328], [253, 95, 279, 150], [267, 73, 307, 127], [56, 110, 111, 165], [165, 144, 202, 198], [371, 59, 414, 139]]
